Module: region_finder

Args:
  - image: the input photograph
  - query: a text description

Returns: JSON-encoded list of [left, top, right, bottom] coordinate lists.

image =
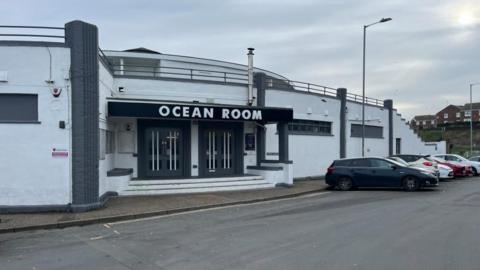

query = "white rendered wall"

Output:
[[114, 77, 250, 106], [0, 45, 72, 206], [99, 62, 115, 195], [110, 117, 138, 177], [345, 102, 389, 158], [265, 89, 340, 178]]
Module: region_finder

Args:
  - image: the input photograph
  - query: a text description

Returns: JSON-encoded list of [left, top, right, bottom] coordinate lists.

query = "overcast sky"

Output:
[[4, 0, 479, 119]]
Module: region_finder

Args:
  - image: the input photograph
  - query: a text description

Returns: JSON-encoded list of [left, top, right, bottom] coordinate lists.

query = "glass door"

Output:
[[204, 129, 235, 176], [145, 127, 183, 177]]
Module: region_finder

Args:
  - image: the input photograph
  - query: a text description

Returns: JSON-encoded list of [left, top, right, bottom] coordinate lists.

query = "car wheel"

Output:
[[403, 176, 419, 192], [336, 177, 353, 191], [472, 167, 478, 176]]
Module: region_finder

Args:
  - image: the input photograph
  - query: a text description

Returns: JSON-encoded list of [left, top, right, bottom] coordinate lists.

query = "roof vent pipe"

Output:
[[247, 48, 255, 106]]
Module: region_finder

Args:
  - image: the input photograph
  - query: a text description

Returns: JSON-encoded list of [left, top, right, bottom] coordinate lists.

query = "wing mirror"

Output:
[[391, 165, 397, 170]]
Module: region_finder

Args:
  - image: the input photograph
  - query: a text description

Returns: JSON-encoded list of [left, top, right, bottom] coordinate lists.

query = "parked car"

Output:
[[438, 164, 454, 180], [387, 156, 442, 180], [469, 156, 480, 162], [390, 155, 439, 177], [434, 154, 480, 175], [431, 156, 471, 177], [326, 157, 439, 191]]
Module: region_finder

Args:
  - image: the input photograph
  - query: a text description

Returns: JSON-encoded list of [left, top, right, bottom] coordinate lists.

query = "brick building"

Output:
[[411, 102, 480, 129], [410, 115, 437, 130]]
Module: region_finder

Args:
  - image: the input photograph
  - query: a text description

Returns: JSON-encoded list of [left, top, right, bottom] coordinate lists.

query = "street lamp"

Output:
[[470, 82, 480, 155], [362, 17, 392, 157]]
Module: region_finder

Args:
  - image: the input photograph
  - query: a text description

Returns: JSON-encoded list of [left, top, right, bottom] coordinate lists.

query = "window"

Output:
[[0, 94, 38, 122], [456, 112, 461, 118], [370, 159, 392, 168], [444, 113, 448, 119], [422, 120, 426, 125], [350, 159, 370, 167], [334, 159, 351, 166], [288, 119, 332, 136], [431, 120, 435, 125], [350, 124, 383, 138]]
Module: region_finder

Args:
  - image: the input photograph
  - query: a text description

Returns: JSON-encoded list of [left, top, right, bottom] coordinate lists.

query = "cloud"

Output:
[[3, 0, 479, 119]]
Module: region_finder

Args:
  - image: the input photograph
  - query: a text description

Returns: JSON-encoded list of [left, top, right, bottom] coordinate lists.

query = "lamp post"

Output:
[[470, 83, 480, 155], [362, 17, 392, 157]]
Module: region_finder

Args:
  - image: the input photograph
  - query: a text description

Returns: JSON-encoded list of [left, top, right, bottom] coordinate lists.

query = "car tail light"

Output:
[[327, 166, 334, 175], [423, 161, 433, 166]]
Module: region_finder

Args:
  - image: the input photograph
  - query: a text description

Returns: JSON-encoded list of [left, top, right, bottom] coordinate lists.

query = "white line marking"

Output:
[[90, 235, 105, 240], [107, 191, 331, 226]]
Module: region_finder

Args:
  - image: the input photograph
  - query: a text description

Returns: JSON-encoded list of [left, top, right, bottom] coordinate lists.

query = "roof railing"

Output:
[[346, 92, 384, 107], [0, 25, 65, 41]]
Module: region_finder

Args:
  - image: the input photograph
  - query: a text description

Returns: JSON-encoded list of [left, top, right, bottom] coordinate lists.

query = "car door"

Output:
[[369, 158, 400, 187], [349, 159, 373, 187]]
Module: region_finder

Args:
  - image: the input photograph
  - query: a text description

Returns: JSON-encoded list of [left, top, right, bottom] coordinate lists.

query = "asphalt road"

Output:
[[2, 178, 480, 270]]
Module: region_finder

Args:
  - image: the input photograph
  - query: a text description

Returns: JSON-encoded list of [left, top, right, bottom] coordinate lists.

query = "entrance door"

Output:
[[145, 127, 183, 177], [203, 129, 235, 176]]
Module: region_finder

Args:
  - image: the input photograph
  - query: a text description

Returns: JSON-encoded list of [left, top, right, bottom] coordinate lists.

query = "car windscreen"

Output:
[[388, 158, 409, 166]]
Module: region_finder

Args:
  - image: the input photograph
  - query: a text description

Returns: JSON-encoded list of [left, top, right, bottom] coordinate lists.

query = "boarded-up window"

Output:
[[351, 124, 383, 138], [0, 94, 38, 122]]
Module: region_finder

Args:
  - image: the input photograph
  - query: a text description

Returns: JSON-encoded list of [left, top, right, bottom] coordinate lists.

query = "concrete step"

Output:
[[126, 179, 269, 190], [119, 182, 275, 196], [130, 175, 264, 186]]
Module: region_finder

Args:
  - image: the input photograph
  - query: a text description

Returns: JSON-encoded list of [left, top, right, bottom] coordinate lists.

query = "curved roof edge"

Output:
[[102, 49, 289, 80]]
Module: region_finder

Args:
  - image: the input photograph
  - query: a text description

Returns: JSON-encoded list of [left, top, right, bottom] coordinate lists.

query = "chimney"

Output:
[[247, 48, 255, 106]]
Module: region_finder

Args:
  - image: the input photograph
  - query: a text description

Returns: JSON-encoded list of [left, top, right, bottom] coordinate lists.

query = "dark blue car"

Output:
[[325, 157, 439, 191]]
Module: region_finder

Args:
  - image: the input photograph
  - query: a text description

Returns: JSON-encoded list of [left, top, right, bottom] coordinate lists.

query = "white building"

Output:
[[0, 21, 445, 212]]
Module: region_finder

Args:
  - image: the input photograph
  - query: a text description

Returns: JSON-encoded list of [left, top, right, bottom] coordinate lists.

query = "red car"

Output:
[[432, 157, 471, 177]]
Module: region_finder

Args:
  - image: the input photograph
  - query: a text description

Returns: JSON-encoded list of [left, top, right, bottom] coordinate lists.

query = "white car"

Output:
[[387, 157, 440, 179], [390, 155, 439, 176], [434, 154, 480, 176], [438, 164, 454, 180]]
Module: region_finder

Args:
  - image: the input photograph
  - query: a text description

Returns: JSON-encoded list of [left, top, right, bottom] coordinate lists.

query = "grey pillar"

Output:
[[384, 99, 394, 156], [254, 72, 267, 107], [278, 122, 289, 162], [337, 88, 347, 158], [255, 72, 267, 165], [65, 21, 100, 211]]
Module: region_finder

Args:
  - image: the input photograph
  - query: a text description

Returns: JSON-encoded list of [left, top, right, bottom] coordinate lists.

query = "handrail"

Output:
[[99, 48, 114, 68], [0, 25, 65, 41], [105, 53, 384, 106], [0, 25, 64, 30]]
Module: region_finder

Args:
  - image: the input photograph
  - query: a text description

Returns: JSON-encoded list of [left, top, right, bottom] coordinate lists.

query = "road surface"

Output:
[[2, 178, 480, 270]]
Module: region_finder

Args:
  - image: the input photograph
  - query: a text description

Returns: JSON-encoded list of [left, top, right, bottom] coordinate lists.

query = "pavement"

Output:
[[2, 177, 480, 270], [0, 180, 327, 233]]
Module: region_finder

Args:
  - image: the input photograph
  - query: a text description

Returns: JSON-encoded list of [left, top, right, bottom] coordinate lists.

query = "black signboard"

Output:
[[108, 102, 293, 122], [245, 133, 255, 151]]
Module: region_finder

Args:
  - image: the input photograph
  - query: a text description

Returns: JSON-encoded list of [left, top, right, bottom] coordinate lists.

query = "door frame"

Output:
[[198, 121, 244, 177], [137, 119, 191, 179]]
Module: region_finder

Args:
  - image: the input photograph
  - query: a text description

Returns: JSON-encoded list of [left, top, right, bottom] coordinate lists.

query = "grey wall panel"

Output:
[[384, 99, 394, 156], [0, 94, 38, 122], [65, 20, 100, 206], [337, 88, 347, 158]]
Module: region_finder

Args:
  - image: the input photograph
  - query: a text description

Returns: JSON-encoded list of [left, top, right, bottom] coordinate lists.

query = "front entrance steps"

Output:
[[119, 175, 274, 196]]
